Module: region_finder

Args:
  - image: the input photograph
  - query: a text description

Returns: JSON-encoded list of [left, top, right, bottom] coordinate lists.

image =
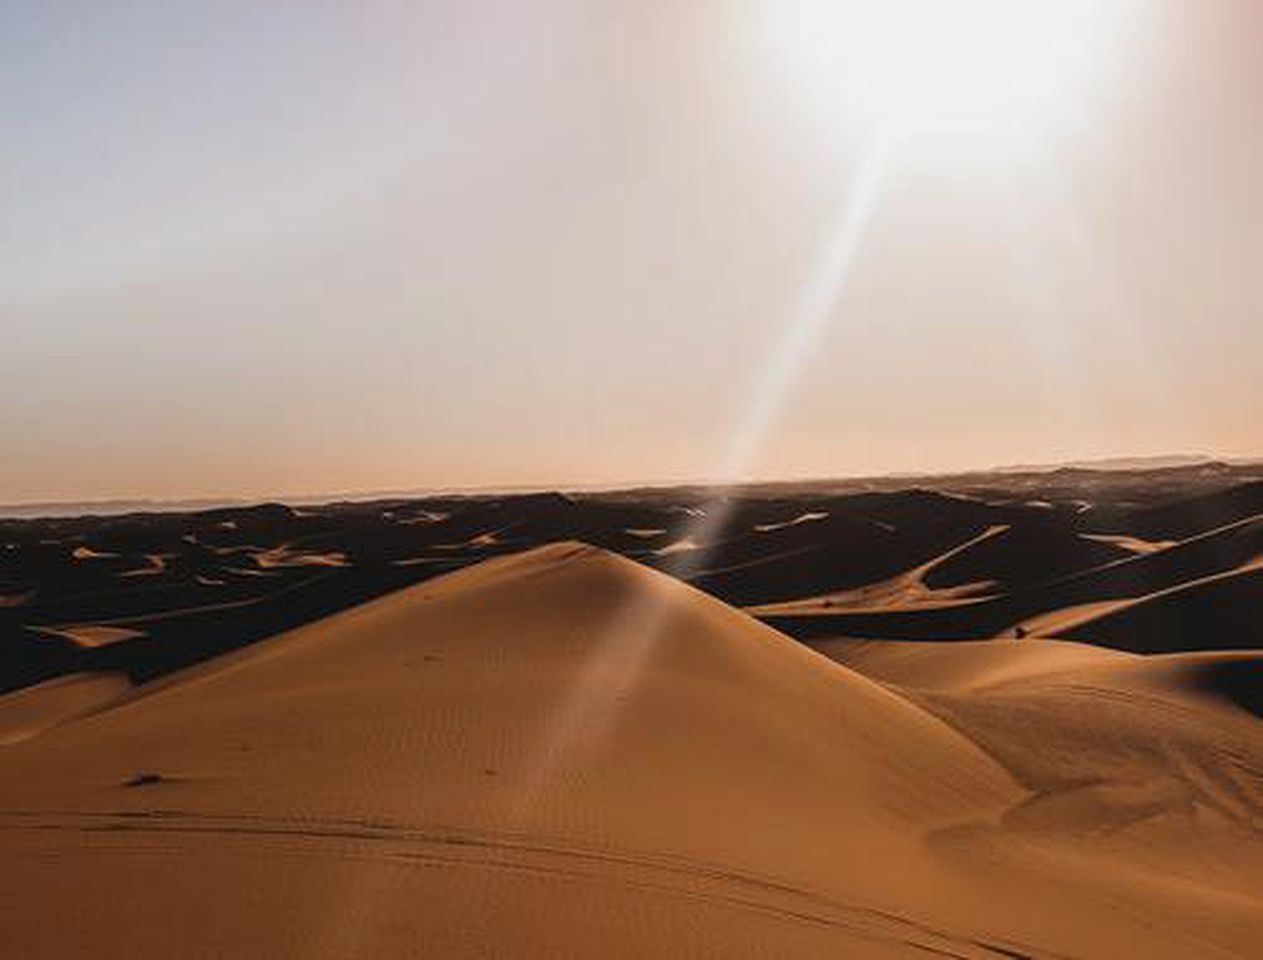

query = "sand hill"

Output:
[[3, 544, 1261, 957]]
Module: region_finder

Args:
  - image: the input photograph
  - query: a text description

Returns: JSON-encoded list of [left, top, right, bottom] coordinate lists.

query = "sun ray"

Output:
[[514, 137, 893, 812]]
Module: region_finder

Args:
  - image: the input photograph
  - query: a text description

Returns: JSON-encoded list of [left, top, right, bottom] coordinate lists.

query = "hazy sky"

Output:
[[4, 1, 1261, 503]]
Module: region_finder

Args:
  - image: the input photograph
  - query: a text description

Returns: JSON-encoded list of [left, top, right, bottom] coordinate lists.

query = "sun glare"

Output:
[[779, 0, 1113, 146]]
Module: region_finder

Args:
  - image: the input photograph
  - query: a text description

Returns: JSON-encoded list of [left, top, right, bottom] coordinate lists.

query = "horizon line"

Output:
[[3, 451, 1260, 519]]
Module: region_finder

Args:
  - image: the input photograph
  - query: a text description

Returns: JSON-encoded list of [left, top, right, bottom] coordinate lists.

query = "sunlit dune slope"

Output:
[[0, 543, 1019, 958], [815, 635, 1263, 955], [0, 671, 130, 746], [811, 636, 1135, 691], [2, 545, 1262, 957]]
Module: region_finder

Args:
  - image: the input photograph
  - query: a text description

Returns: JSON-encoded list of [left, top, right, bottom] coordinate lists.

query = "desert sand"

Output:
[[3, 541, 1262, 957]]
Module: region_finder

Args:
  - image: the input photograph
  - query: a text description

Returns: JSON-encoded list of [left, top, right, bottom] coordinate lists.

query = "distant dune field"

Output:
[[2, 465, 1262, 956]]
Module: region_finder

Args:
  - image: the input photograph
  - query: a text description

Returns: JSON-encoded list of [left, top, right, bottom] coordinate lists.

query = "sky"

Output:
[[3, 1, 1261, 503]]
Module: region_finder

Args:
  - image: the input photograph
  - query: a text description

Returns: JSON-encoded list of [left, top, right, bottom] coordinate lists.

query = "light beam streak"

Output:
[[513, 137, 894, 814]]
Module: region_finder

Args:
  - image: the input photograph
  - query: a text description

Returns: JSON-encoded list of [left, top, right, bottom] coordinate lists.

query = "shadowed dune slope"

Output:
[[2, 545, 1262, 957], [764, 514, 1263, 648], [920, 520, 1132, 593], [9, 476, 1263, 693], [1127, 480, 1263, 540], [1054, 563, 1263, 651]]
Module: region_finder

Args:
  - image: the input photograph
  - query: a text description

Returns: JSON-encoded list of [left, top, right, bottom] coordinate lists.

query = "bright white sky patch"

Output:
[[775, 0, 1116, 148]]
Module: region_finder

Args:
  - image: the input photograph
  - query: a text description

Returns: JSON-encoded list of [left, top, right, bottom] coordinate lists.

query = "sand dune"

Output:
[[919, 520, 1132, 592], [1080, 532, 1176, 554], [812, 636, 1134, 691], [1054, 561, 1263, 652], [10, 472, 1263, 695], [762, 511, 1263, 647], [252, 546, 350, 569], [815, 636, 1263, 948], [30, 623, 147, 648], [678, 510, 992, 607], [1128, 479, 1263, 539], [748, 524, 1009, 615], [3, 544, 1262, 956], [0, 671, 130, 746], [1, 544, 1018, 957]]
